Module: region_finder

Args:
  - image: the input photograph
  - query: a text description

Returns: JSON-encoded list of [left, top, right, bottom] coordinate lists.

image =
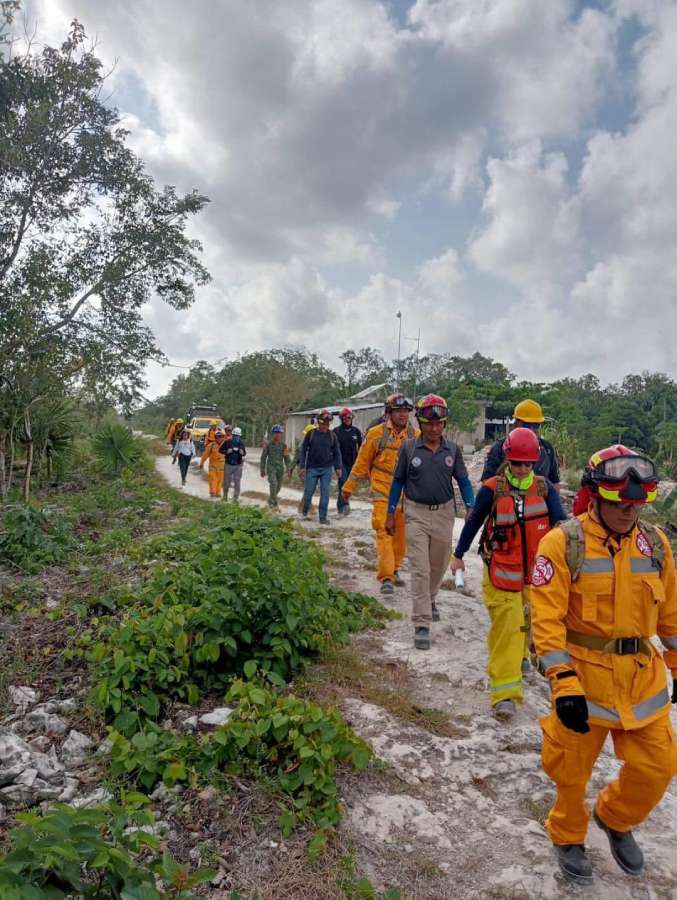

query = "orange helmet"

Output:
[[583, 445, 658, 504], [502, 427, 540, 462], [317, 409, 332, 422]]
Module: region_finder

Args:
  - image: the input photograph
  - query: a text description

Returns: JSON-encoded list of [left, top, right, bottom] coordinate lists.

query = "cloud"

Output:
[[13, 1, 677, 396]]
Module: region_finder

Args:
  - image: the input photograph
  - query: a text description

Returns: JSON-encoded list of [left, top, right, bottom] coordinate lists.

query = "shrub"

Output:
[[91, 503, 389, 733], [0, 800, 214, 899], [0, 505, 76, 573], [92, 424, 144, 474]]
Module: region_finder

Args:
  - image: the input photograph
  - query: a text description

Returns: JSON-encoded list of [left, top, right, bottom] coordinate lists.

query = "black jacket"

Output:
[[333, 424, 362, 471]]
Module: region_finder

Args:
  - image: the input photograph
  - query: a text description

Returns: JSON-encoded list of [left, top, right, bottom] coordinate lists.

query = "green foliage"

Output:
[[204, 680, 372, 835], [93, 425, 145, 474], [0, 801, 215, 898], [106, 681, 372, 838], [0, 504, 76, 572], [90, 503, 388, 734]]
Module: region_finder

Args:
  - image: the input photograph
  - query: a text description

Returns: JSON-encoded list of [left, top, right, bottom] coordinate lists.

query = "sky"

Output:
[[19, 0, 677, 397]]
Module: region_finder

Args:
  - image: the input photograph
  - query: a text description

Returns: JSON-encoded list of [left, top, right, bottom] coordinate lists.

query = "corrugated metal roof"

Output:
[[287, 401, 382, 417]]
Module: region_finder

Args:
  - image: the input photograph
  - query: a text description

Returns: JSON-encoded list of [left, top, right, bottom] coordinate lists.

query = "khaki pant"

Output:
[[405, 499, 455, 627], [541, 712, 677, 844]]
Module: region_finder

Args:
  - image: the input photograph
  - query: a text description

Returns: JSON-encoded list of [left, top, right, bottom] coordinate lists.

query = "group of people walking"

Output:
[[164, 398, 677, 884], [166, 418, 247, 500]]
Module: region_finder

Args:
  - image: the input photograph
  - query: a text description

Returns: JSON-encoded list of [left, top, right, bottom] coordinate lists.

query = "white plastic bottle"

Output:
[[454, 569, 465, 589]]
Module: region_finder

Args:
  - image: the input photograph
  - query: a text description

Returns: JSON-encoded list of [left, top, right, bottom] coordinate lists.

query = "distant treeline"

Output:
[[133, 348, 677, 474]]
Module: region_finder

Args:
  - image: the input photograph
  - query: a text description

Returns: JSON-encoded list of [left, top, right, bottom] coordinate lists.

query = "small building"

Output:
[[285, 384, 497, 452]]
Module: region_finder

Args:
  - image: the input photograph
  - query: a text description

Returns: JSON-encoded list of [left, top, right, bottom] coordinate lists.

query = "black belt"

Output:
[[408, 498, 454, 511]]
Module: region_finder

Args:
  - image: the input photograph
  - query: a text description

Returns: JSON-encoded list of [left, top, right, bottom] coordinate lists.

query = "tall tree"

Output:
[[0, 11, 210, 495]]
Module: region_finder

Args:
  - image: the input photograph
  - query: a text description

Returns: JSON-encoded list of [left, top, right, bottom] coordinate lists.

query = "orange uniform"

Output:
[[342, 420, 417, 582], [200, 437, 225, 497], [531, 512, 677, 844]]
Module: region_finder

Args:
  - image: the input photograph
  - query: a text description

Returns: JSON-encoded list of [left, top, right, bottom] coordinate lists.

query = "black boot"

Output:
[[554, 844, 593, 884], [594, 810, 644, 875]]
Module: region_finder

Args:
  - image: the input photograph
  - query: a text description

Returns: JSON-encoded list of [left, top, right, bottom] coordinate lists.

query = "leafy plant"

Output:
[[90, 503, 389, 734], [92, 424, 144, 474], [0, 800, 215, 899], [0, 504, 76, 573]]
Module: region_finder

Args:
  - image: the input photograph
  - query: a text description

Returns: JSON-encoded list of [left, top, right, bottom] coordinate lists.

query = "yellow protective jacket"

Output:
[[342, 419, 418, 502], [165, 420, 176, 440], [200, 438, 225, 472], [531, 511, 677, 730]]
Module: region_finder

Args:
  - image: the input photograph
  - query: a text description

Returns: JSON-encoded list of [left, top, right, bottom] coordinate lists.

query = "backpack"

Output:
[[559, 517, 666, 581], [302, 428, 338, 468], [374, 421, 416, 461]]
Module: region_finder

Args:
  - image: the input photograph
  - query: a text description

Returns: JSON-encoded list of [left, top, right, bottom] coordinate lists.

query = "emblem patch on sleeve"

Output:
[[636, 532, 653, 557], [531, 555, 554, 586]]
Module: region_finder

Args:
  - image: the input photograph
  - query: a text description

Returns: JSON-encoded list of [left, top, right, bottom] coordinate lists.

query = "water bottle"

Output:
[[454, 569, 465, 589]]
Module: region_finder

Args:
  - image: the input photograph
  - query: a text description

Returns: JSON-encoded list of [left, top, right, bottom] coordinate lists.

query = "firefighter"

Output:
[[165, 418, 177, 444], [450, 428, 566, 718], [205, 418, 219, 445], [342, 394, 417, 594], [481, 399, 561, 492], [531, 445, 677, 884], [260, 425, 291, 508], [386, 394, 475, 649], [199, 428, 226, 498]]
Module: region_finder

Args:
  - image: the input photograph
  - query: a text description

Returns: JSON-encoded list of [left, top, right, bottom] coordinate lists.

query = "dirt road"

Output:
[[156, 447, 677, 899]]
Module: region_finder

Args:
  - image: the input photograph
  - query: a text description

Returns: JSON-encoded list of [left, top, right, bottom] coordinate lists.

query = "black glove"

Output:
[[672, 680, 677, 704], [555, 695, 590, 734]]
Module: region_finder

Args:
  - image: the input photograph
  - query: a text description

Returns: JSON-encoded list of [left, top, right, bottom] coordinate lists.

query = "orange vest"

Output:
[[481, 474, 550, 591]]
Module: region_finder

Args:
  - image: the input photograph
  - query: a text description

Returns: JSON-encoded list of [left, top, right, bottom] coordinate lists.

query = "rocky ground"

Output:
[[2, 446, 675, 898], [152, 447, 677, 898]]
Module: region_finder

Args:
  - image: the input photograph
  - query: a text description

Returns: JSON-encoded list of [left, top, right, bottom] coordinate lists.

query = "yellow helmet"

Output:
[[512, 399, 544, 424], [176, 418, 184, 424], [209, 418, 218, 425]]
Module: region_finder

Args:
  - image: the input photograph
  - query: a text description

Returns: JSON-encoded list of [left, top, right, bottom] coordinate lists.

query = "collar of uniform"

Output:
[[414, 436, 450, 452]]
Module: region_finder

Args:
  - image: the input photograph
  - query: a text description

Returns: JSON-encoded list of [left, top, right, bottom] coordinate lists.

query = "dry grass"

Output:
[[298, 640, 466, 740]]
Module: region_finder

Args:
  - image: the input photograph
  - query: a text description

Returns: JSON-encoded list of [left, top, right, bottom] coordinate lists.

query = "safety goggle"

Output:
[[594, 455, 657, 484], [416, 405, 448, 422], [390, 397, 413, 409]]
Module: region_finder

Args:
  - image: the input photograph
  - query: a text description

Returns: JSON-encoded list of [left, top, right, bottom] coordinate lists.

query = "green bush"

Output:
[[91, 503, 389, 734], [0, 800, 214, 899], [107, 680, 372, 837], [0, 505, 77, 573], [92, 424, 145, 474]]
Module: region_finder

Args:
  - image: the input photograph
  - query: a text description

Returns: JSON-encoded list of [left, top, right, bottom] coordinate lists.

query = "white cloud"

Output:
[[13, 1, 677, 395]]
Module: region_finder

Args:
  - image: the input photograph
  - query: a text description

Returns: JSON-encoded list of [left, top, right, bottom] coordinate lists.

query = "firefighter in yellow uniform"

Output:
[[342, 394, 417, 594], [199, 428, 226, 498], [205, 418, 219, 445], [531, 445, 677, 884], [165, 418, 177, 443]]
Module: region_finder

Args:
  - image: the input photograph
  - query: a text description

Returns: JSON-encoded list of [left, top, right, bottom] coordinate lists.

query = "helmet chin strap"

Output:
[[594, 500, 637, 538]]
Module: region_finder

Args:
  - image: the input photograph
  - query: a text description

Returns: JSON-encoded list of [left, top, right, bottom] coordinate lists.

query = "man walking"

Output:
[[531, 445, 677, 884], [298, 410, 342, 524], [386, 395, 474, 649], [342, 393, 416, 593], [260, 424, 291, 509], [199, 427, 226, 498], [219, 425, 246, 500], [482, 399, 561, 492], [334, 407, 362, 516]]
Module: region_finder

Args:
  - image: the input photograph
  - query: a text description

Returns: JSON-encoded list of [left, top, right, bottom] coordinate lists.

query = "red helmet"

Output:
[[385, 393, 413, 412], [340, 407, 353, 419], [502, 427, 540, 462], [583, 445, 658, 505], [415, 394, 448, 421], [317, 408, 332, 422]]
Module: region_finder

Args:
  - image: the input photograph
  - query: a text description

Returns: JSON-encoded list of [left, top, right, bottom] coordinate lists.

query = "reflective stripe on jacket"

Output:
[[343, 420, 418, 502], [531, 513, 677, 730], [481, 474, 550, 591]]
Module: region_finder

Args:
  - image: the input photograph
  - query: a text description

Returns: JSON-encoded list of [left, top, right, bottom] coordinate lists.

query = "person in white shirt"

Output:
[[172, 428, 196, 486]]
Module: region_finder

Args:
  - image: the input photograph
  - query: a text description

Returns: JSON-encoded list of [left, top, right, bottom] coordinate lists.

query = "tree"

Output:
[[339, 347, 391, 393], [0, 12, 210, 495]]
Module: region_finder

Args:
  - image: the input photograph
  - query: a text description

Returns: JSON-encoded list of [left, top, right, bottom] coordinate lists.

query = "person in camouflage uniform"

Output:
[[260, 425, 292, 508]]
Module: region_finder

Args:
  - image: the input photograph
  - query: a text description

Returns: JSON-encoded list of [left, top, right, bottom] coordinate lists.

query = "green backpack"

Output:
[[559, 518, 666, 581]]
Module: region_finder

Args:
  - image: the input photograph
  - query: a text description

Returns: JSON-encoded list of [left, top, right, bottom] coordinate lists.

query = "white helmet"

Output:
[[233, 427, 242, 436]]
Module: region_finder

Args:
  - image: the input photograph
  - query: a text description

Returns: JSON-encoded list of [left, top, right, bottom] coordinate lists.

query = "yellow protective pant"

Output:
[[372, 500, 405, 583], [541, 711, 677, 844], [482, 566, 529, 705], [208, 467, 223, 497]]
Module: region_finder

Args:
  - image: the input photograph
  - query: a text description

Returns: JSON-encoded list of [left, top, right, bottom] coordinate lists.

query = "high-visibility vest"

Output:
[[481, 474, 550, 591]]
